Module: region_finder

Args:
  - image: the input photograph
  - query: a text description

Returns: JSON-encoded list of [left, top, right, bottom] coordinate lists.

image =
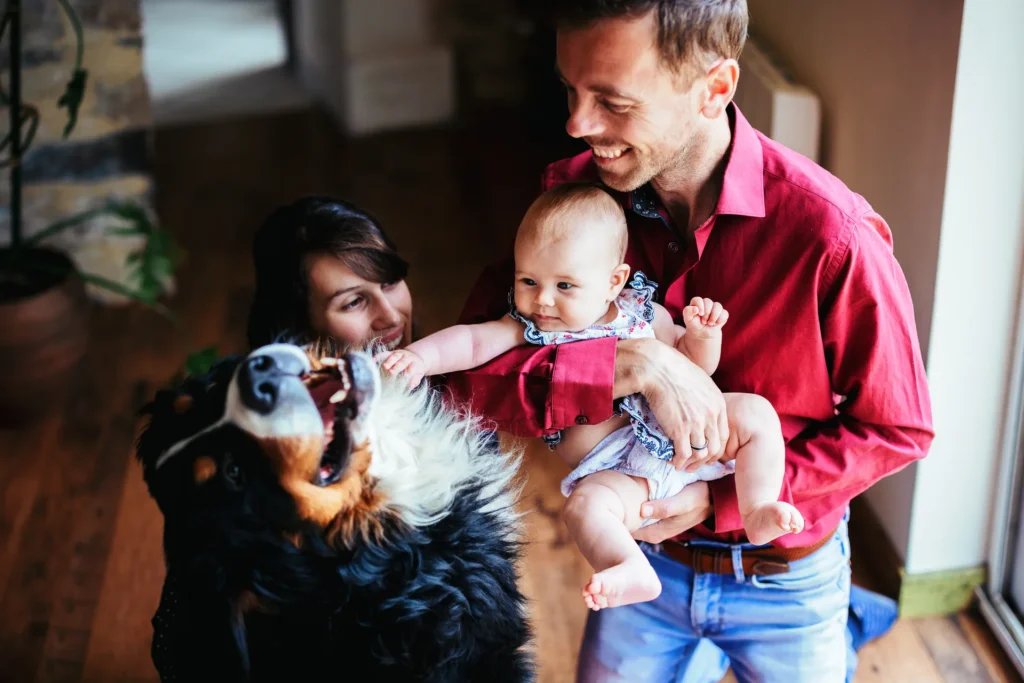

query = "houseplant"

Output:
[[0, 0, 181, 426]]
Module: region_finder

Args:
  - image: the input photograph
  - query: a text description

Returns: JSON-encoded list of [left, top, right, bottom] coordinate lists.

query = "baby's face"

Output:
[[513, 234, 621, 333]]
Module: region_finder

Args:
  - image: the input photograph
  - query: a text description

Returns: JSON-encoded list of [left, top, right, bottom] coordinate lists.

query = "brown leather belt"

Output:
[[660, 528, 835, 577]]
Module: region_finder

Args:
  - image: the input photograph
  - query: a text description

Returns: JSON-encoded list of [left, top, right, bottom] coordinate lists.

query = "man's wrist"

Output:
[[614, 337, 656, 399]]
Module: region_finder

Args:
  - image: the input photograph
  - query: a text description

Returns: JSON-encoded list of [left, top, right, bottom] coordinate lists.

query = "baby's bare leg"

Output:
[[723, 393, 805, 545], [562, 469, 662, 610]]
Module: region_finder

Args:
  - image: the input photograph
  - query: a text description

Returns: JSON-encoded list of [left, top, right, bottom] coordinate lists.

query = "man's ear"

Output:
[[609, 263, 631, 298], [699, 58, 739, 119]]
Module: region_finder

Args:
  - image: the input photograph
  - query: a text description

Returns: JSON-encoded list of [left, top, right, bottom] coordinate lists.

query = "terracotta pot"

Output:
[[0, 247, 90, 427]]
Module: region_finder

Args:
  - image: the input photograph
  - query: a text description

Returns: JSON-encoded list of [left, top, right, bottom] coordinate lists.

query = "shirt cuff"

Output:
[[548, 337, 617, 430], [707, 475, 744, 534]]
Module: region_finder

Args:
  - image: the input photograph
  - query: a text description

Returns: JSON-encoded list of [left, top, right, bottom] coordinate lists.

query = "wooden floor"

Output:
[[0, 106, 1019, 683]]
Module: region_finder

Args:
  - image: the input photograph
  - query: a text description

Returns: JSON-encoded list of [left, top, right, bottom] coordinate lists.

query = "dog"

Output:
[[136, 342, 534, 682]]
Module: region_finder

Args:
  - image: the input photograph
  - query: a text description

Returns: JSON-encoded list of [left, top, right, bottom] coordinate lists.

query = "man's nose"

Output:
[[566, 98, 602, 139]]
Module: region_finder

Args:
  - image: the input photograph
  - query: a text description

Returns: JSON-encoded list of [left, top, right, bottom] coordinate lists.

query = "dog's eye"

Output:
[[222, 458, 245, 490]]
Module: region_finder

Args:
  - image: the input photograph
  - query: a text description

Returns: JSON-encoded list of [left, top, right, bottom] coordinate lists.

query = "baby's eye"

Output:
[[520, 278, 537, 286], [557, 282, 574, 290]]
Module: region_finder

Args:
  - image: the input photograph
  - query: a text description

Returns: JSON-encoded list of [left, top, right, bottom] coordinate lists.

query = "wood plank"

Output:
[[0, 421, 59, 608], [852, 619, 945, 683], [914, 614, 995, 683], [506, 435, 593, 683], [0, 311, 131, 683], [956, 609, 1023, 683]]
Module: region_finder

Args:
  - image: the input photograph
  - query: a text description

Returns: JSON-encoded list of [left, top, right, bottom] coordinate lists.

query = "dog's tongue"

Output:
[[307, 377, 346, 428]]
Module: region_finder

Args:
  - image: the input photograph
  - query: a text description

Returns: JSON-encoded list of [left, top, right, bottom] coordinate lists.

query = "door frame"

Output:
[[978, 255, 1024, 679]]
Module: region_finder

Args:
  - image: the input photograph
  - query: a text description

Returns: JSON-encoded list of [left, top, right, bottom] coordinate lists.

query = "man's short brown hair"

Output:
[[551, 0, 748, 79]]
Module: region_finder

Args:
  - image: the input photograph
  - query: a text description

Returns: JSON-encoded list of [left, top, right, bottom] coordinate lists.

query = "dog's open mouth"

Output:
[[300, 354, 377, 487]]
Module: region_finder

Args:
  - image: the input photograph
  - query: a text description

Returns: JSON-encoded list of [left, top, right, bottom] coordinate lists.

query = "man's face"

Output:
[[556, 12, 704, 192]]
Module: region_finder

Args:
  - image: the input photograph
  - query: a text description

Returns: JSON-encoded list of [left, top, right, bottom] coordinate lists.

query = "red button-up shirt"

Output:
[[448, 104, 934, 548]]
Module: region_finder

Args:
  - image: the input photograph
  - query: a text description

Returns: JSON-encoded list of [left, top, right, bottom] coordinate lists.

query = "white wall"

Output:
[[904, 0, 1024, 575], [746, 0, 964, 564]]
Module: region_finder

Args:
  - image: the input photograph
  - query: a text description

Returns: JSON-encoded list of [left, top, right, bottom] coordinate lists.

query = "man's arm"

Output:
[[705, 211, 934, 546]]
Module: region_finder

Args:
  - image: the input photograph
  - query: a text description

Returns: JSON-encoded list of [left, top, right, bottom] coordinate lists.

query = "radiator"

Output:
[[734, 37, 821, 163]]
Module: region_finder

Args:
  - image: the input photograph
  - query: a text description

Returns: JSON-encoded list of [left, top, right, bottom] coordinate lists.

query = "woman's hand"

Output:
[[615, 337, 730, 470]]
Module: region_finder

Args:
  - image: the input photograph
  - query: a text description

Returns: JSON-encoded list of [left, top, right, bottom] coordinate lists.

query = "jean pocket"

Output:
[[751, 542, 846, 592]]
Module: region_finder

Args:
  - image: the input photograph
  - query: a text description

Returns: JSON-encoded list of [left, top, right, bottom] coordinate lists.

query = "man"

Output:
[[449, 1, 933, 681]]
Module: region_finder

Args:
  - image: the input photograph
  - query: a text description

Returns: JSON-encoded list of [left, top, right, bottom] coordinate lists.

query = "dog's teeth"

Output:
[[329, 390, 347, 404]]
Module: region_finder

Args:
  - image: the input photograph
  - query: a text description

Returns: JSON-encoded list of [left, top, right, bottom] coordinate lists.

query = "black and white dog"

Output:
[[136, 342, 534, 682]]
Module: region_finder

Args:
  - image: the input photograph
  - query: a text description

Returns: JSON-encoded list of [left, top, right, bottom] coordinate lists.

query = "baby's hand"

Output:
[[683, 297, 729, 339], [377, 349, 427, 389]]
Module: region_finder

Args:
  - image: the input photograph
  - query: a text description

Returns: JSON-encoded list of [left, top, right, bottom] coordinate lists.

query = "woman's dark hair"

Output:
[[246, 196, 409, 348]]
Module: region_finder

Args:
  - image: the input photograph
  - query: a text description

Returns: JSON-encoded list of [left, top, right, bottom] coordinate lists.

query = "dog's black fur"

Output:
[[137, 349, 533, 682]]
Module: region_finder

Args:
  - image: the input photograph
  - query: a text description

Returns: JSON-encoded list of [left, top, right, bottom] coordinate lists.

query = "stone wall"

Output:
[[1, 0, 166, 303]]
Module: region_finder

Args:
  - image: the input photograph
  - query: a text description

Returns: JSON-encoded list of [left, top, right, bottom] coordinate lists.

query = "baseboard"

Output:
[[848, 497, 986, 618], [899, 566, 987, 618]]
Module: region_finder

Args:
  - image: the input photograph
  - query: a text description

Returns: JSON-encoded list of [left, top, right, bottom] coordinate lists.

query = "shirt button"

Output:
[[668, 241, 680, 252], [575, 415, 589, 425]]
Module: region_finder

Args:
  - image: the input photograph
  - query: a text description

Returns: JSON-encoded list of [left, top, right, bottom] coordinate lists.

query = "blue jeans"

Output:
[[576, 517, 852, 683]]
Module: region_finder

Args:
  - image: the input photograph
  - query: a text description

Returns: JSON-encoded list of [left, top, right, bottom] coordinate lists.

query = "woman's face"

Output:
[[305, 253, 413, 351]]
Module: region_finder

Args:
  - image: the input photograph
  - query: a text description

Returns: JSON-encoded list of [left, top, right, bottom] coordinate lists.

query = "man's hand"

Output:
[[615, 337, 730, 469], [632, 481, 711, 543]]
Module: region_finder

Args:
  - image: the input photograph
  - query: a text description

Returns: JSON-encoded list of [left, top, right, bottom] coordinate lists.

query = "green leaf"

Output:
[[185, 347, 221, 377]]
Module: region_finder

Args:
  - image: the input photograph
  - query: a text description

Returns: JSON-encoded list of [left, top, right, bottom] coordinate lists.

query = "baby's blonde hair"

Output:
[[516, 182, 628, 266]]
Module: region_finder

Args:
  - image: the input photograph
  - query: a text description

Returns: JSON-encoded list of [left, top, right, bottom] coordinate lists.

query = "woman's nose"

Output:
[[374, 298, 402, 328]]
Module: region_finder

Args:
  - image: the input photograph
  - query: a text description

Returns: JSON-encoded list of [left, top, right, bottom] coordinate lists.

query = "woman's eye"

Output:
[[339, 296, 364, 312], [381, 280, 399, 291]]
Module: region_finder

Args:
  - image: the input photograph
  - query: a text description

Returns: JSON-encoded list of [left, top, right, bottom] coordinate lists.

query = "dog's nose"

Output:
[[238, 354, 283, 414], [238, 346, 309, 414]]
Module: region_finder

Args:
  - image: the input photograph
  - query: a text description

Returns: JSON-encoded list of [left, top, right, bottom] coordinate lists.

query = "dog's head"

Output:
[[136, 343, 397, 571]]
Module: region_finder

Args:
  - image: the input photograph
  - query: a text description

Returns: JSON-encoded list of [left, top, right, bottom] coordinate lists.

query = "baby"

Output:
[[380, 183, 804, 611]]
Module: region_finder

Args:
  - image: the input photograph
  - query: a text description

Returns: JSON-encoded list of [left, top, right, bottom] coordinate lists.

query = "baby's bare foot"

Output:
[[582, 557, 662, 611], [743, 502, 805, 546]]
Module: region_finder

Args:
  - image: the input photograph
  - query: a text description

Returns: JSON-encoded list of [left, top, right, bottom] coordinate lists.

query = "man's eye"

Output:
[[602, 100, 630, 114]]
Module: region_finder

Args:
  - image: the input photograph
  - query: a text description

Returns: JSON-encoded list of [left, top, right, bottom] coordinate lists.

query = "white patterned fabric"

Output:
[[509, 271, 733, 504]]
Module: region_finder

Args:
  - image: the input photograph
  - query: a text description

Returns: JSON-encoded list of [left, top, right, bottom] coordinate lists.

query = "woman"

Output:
[[246, 196, 415, 351], [150, 196, 425, 682]]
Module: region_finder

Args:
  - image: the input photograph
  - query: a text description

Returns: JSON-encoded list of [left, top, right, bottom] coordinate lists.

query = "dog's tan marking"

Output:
[[259, 435, 326, 481], [193, 456, 217, 484], [173, 394, 194, 414]]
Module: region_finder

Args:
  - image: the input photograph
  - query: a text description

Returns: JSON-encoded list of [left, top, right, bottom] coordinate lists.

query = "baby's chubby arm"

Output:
[[380, 315, 525, 386], [651, 302, 686, 348]]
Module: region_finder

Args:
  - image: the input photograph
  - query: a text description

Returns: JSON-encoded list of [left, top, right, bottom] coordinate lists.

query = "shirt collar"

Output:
[[628, 103, 766, 220]]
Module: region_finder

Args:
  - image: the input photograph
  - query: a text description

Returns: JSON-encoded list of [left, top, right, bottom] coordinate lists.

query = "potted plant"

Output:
[[0, 0, 181, 426]]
